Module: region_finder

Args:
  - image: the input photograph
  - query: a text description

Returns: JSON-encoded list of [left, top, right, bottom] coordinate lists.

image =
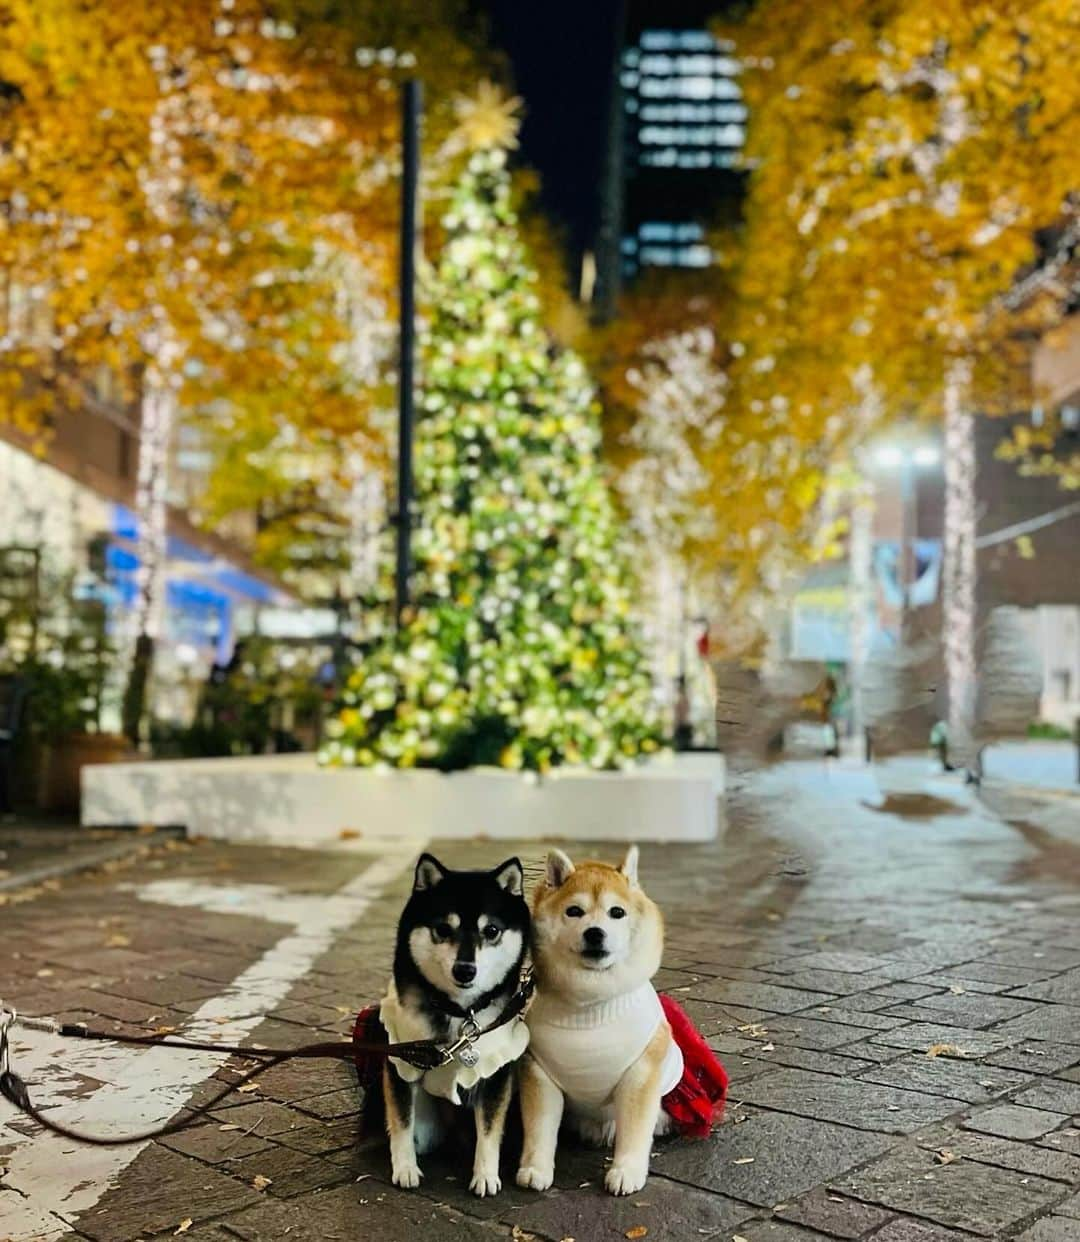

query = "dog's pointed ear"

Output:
[[491, 857, 524, 896], [619, 844, 640, 889], [414, 853, 447, 892], [546, 849, 575, 889]]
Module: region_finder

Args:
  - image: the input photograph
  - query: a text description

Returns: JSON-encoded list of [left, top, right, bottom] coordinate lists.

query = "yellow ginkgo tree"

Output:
[[727, 0, 1080, 755], [1, 0, 492, 739]]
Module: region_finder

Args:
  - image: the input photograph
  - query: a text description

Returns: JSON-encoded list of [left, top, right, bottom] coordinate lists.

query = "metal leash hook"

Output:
[[443, 1015, 481, 1068], [0, 1002, 33, 1114], [0, 1003, 12, 1076]]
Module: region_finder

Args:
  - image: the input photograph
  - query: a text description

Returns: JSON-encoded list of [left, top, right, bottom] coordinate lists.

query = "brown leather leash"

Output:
[[0, 974, 533, 1147]]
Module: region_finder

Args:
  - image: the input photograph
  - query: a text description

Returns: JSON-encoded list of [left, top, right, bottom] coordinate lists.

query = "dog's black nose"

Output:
[[452, 961, 477, 985], [583, 927, 606, 948]]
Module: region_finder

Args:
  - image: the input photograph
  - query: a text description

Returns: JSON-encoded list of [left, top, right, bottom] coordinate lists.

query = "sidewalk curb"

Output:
[[0, 826, 186, 894], [980, 777, 1080, 803]]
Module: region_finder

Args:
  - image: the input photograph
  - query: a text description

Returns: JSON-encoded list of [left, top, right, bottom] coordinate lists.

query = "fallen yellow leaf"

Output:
[[175, 1220, 193, 1236], [252, 1175, 273, 1191], [625, 1229, 648, 1240], [926, 1043, 966, 1059]]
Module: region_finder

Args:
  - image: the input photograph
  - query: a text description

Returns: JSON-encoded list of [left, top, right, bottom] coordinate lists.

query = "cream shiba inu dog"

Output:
[[516, 846, 683, 1197]]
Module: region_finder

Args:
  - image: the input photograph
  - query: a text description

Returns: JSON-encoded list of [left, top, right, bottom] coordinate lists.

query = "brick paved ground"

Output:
[[3, 759, 1080, 1242]]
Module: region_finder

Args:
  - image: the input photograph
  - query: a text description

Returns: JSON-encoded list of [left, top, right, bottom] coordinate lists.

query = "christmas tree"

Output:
[[321, 87, 659, 773]]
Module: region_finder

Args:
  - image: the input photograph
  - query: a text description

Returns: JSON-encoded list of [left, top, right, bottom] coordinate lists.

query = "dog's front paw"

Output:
[[392, 1161, 422, 1189], [605, 1162, 648, 1196], [516, 1163, 554, 1192], [470, 1168, 502, 1198]]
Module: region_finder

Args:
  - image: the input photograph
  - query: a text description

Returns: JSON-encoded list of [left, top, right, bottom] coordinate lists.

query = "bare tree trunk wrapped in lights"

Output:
[[847, 482, 874, 750], [121, 341, 183, 742], [942, 357, 976, 767], [617, 326, 727, 736], [975, 606, 1042, 750]]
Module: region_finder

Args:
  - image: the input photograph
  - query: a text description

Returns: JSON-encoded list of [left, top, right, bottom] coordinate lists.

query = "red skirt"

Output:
[[659, 994, 729, 1138]]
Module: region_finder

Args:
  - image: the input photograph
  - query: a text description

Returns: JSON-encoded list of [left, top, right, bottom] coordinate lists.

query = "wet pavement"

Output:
[[2, 759, 1080, 1241]]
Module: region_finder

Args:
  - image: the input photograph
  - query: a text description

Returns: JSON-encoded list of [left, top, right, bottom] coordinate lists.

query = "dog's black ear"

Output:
[[414, 853, 447, 892], [546, 849, 575, 889], [490, 857, 524, 896]]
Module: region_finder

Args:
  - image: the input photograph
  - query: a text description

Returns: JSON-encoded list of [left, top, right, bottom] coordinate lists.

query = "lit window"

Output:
[[634, 222, 705, 244], [677, 55, 716, 75], [681, 76, 716, 100], [640, 245, 675, 264], [641, 147, 679, 167]]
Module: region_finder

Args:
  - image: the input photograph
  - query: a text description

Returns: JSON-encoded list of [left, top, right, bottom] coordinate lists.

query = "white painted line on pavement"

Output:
[[0, 842, 420, 1241]]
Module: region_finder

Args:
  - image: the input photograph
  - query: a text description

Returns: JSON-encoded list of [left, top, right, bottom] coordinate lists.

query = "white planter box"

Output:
[[81, 752, 724, 845]]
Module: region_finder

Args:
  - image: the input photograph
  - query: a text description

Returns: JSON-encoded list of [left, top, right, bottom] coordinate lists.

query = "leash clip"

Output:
[[0, 1003, 15, 1076], [443, 1016, 481, 1068]]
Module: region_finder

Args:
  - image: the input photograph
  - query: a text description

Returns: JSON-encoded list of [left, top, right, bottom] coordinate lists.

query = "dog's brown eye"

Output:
[[481, 924, 501, 942], [565, 905, 585, 918], [433, 922, 454, 940], [610, 906, 627, 920]]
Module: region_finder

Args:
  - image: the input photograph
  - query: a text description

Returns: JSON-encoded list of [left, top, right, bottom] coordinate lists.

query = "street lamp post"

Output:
[[395, 79, 421, 629], [899, 454, 915, 636]]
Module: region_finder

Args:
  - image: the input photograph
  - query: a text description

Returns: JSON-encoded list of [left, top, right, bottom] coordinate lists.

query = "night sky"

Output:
[[480, 0, 623, 261], [478, 1, 743, 265]]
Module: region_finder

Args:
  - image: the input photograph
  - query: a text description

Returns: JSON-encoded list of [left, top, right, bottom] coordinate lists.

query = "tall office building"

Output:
[[595, 1, 746, 315]]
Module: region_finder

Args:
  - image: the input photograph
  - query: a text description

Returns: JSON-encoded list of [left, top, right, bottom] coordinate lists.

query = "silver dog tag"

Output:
[[455, 1042, 480, 1068]]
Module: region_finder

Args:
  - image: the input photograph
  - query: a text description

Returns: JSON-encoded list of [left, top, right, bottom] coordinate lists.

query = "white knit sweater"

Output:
[[526, 983, 683, 1113]]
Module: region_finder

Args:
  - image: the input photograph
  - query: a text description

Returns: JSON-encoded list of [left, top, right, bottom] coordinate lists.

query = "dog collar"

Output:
[[438, 968, 535, 1067]]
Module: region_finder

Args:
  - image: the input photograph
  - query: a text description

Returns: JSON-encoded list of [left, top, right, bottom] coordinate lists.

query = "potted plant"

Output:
[[23, 597, 128, 815]]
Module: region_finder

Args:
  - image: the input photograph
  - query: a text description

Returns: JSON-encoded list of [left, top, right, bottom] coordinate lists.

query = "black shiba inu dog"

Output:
[[380, 853, 530, 1196]]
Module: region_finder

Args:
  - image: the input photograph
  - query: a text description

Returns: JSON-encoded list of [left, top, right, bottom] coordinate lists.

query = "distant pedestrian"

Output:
[[674, 675, 693, 751], [815, 670, 840, 758]]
